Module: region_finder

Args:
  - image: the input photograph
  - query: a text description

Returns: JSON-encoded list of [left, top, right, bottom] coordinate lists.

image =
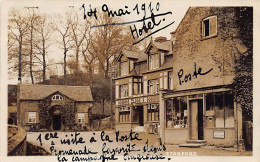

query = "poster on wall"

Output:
[[0, 0, 258, 162]]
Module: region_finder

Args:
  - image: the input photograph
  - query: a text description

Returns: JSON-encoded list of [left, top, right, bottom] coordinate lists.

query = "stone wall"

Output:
[[8, 125, 27, 156], [171, 7, 246, 91]]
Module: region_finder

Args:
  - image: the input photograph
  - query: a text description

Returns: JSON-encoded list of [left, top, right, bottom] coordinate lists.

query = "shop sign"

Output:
[[213, 130, 225, 139]]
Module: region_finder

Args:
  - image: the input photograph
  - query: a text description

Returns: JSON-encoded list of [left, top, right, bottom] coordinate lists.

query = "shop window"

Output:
[[148, 53, 159, 70], [133, 78, 142, 95], [120, 61, 128, 76], [147, 79, 159, 95], [147, 104, 159, 121], [202, 16, 217, 38], [120, 84, 128, 98], [78, 113, 85, 123], [166, 97, 188, 128], [28, 112, 36, 123], [119, 107, 130, 123], [52, 94, 63, 100], [205, 92, 234, 128]]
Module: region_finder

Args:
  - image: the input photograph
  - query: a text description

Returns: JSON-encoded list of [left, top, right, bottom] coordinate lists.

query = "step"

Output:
[[179, 143, 206, 148], [186, 140, 207, 144], [133, 126, 144, 132]]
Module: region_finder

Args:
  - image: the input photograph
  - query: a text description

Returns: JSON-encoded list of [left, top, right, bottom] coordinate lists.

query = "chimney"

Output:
[[154, 36, 167, 42], [49, 75, 59, 85], [170, 31, 176, 51]]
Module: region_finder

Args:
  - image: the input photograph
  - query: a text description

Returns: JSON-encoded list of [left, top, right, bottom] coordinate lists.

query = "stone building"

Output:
[[17, 84, 93, 131], [114, 37, 173, 133], [159, 7, 252, 149]]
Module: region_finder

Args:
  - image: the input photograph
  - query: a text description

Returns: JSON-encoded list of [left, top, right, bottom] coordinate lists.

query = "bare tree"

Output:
[[26, 9, 41, 84], [55, 13, 73, 79], [69, 10, 90, 74], [8, 9, 30, 83], [35, 15, 53, 82]]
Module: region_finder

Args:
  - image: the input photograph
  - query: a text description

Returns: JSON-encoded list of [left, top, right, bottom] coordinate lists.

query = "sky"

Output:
[[6, 0, 190, 84]]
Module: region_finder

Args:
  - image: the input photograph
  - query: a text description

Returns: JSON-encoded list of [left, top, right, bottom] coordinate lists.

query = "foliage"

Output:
[[233, 7, 253, 122]]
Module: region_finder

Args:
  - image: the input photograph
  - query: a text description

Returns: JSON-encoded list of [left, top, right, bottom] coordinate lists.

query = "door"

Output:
[[53, 115, 61, 130], [139, 107, 144, 126], [190, 99, 203, 140]]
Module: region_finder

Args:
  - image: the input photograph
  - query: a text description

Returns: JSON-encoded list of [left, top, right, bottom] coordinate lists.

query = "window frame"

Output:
[[168, 71, 173, 89], [28, 111, 36, 123], [118, 107, 130, 123], [148, 79, 159, 95], [120, 61, 128, 76], [52, 94, 63, 101], [147, 104, 159, 121], [148, 53, 159, 70], [78, 113, 85, 123], [120, 84, 128, 98], [202, 16, 217, 39]]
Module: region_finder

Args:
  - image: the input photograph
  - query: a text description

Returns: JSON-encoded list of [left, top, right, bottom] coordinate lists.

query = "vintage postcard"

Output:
[[1, 0, 259, 162]]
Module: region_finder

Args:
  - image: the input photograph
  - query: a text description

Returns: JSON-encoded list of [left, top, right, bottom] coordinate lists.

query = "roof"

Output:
[[19, 84, 93, 101], [144, 40, 172, 54]]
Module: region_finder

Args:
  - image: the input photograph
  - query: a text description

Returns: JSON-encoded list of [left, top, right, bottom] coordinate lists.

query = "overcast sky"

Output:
[[5, 0, 190, 84]]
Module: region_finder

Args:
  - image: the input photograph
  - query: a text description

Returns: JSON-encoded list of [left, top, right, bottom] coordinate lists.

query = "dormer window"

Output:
[[148, 53, 159, 70], [202, 16, 217, 38], [120, 61, 128, 76], [52, 94, 63, 100]]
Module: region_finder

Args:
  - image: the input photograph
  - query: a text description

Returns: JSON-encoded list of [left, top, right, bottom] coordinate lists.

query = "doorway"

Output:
[[51, 106, 62, 130], [53, 115, 61, 130], [190, 99, 203, 140], [138, 107, 144, 126]]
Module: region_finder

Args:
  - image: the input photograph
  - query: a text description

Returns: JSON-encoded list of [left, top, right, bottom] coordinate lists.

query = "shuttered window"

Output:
[[202, 16, 217, 38]]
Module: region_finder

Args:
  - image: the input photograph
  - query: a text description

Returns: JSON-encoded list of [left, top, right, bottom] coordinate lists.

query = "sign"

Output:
[[213, 130, 225, 139]]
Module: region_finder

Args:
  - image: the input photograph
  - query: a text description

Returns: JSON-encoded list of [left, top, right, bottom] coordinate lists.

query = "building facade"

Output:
[[114, 37, 173, 133], [159, 7, 252, 148], [17, 84, 93, 131], [114, 7, 252, 149]]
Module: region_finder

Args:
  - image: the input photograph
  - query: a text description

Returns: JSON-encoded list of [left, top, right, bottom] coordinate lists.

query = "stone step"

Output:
[[133, 126, 144, 132], [186, 140, 207, 144], [179, 143, 206, 148]]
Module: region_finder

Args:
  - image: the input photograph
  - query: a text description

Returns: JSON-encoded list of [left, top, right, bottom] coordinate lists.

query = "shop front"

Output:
[[160, 86, 240, 147]]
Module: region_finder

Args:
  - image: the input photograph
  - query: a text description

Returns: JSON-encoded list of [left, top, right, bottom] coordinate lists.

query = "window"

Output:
[[119, 107, 130, 123], [206, 92, 234, 128], [168, 71, 173, 89], [28, 112, 36, 123], [52, 94, 63, 100], [147, 104, 159, 121], [120, 84, 128, 98], [148, 79, 159, 95], [166, 97, 188, 128], [148, 53, 159, 70], [120, 61, 128, 76], [202, 16, 217, 38], [133, 78, 142, 95], [78, 113, 85, 123]]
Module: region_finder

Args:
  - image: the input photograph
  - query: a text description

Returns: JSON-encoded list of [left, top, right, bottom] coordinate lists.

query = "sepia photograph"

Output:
[[1, 0, 257, 161]]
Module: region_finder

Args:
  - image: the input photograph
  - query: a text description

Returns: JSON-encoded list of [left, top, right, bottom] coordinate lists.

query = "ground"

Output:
[[26, 131, 252, 159]]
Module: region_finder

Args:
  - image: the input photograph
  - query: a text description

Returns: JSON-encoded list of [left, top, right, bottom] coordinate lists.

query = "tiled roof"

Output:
[[152, 40, 172, 52], [122, 50, 140, 59], [19, 84, 93, 101]]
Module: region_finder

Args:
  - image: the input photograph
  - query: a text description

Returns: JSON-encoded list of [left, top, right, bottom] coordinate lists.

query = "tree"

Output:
[[26, 8, 41, 84], [89, 13, 138, 79], [55, 13, 73, 79], [69, 10, 90, 74], [35, 14, 53, 82], [8, 9, 30, 83]]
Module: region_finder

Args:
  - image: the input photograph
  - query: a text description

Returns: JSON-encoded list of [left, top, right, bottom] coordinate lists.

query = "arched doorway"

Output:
[[51, 106, 62, 130]]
